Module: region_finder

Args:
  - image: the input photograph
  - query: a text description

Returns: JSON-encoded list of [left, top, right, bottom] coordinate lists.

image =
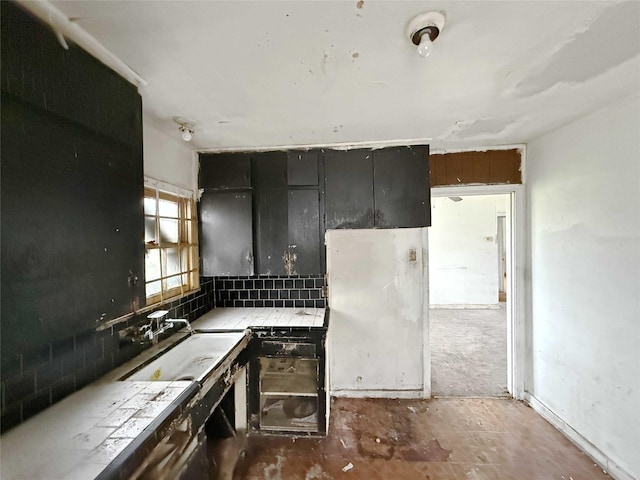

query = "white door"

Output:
[[326, 228, 427, 395]]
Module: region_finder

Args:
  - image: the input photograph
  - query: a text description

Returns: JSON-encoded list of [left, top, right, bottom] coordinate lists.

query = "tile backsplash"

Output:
[[213, 274, 326, 309], [1, 275, 325, 432], [0, 277, 215, 433]]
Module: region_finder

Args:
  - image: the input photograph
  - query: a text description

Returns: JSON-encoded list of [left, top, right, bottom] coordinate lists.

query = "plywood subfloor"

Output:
[[235, 397, 610, 480]]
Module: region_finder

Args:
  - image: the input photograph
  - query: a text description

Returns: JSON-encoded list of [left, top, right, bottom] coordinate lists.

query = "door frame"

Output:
[[429, 184, 526, 399]]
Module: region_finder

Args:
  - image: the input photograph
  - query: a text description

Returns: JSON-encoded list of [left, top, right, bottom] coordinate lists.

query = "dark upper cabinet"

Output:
[[198, 146, 429, 278], [252, 152, 287, 189], [200, 191, 254, 276], [373, 146, 430, 228], [287, 151, 319, 186], [288, 189, 321, 275], [324, 150, 375, 229], [253, 189, 288, 275], [253, 188, 321, 276], [200, 152, 251, 190], [252, 152, 288, 275], [252, 152, 322, 275]]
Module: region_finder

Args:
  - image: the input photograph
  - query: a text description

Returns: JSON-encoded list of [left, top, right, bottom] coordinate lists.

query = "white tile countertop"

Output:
[[0, 329, 243, 480], [0, 380, 194, 480], [0, 308, 324, 479], [192, 307, 326, 330]]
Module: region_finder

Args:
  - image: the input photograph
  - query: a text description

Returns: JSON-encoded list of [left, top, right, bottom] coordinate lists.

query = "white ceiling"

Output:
[[51, 0, 640, 152]]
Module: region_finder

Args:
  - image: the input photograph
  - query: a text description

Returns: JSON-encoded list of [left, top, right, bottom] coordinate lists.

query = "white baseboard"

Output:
[[524, 393, 634, 480], [331, 389, 426, 399]]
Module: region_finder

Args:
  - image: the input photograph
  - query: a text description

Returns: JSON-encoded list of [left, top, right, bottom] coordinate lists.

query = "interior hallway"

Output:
[[235, 397, 610, 480], [430, 305, 508, 397]]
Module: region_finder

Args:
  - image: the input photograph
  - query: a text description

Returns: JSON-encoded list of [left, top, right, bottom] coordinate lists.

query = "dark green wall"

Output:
[[1, 1, 146, 431]]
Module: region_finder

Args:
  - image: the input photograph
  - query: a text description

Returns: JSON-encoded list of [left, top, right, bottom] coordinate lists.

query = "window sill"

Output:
[[96, 287, 202, 332]]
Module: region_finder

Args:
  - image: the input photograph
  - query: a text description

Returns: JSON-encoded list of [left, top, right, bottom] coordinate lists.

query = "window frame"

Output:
[[144, 182, 199, 306]]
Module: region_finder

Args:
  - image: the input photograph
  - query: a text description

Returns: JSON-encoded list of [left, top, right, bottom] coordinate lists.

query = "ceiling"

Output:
[[49, 0, 640, 152]]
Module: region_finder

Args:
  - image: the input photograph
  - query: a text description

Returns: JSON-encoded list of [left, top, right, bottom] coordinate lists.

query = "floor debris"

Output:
[[342, 462, 354, 472], [237, 398, 612, 480]]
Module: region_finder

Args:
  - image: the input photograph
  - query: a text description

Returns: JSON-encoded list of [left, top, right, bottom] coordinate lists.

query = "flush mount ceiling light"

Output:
[[407, 11, 446, 58], [173, 116, 195, 142]]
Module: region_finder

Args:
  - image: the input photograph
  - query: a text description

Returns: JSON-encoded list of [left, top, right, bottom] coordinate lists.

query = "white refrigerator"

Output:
[[326, 228, 430, 397]]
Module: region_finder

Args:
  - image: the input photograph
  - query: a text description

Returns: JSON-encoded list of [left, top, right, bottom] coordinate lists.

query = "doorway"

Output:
[[428, 193, 511, 397]]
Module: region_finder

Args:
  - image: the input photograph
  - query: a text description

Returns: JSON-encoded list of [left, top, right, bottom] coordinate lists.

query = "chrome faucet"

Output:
[[142, 310, 170, 344], [135, 311, 193, 344], [167, 319, 193, 334]]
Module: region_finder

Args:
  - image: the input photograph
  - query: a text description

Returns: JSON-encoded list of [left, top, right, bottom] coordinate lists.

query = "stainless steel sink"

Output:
[[120, 332, 246, 383]]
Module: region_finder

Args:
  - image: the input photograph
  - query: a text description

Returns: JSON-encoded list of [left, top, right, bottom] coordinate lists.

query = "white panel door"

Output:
[[327, 228, 427, 393]]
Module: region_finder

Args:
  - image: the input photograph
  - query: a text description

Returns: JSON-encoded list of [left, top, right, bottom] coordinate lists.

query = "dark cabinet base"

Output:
[[248, 322, 329, 436]]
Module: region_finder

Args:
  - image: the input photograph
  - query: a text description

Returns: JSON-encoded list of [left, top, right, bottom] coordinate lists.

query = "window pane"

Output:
[[144, 217, 156, 243], [159, 219, 179, 244], [166, 248, 181, 276], [158, 199, 179, 218], [146, 280, 161, 297], [145, 185, 198, 301], [146, 249, 161, 281], [144, 197, 156, 215], [166, 275, 182, 290]]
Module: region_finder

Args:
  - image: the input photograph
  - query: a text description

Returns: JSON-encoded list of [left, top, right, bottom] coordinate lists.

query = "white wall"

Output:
[[429, 194, 508, 305], [527, 93, 640, 480], [143, 117, 197, 191]]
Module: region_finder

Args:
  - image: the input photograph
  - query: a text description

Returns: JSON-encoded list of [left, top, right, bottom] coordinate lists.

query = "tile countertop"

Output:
[[192, 307, 326, 330], [0, 308, 324, 479], [0, 331, 201, 480], [0, 380, 195, 480]]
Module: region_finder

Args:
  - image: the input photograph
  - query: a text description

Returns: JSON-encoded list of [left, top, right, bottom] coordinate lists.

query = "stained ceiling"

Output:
[[48, 0, 640, 151]]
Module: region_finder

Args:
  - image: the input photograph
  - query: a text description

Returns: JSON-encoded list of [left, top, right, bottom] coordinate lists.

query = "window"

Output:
[[144, 184, 199, 305]]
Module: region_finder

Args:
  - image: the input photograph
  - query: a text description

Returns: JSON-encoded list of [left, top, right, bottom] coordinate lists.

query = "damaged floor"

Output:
[[235, 398, 610, 480]]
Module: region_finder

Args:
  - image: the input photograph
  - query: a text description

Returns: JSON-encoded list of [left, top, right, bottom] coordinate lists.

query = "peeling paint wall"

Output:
[[527, 92, 640, 479]]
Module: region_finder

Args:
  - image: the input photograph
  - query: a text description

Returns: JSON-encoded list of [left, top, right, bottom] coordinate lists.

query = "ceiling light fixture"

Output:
[[407, 11, 446, 58], [173, 116, 195, 142]]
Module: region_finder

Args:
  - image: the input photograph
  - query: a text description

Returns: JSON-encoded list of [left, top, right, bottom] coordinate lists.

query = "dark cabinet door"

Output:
[[253, 189, 288, 275], [287, 151, 319, 186], [288, 189, 321, 275], [252, 151, 287, 189], [200, 152, 251, 190], [252, 153, 288, 275], [200, 191, 254, 276], [324, 150, 374, 229], [373, 146, 430, 228]]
